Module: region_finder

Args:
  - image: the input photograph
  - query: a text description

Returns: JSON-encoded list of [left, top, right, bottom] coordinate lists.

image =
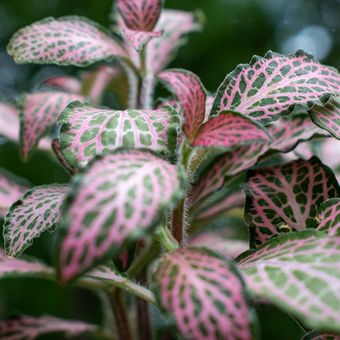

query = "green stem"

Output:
[[155, 225, 179, 252]]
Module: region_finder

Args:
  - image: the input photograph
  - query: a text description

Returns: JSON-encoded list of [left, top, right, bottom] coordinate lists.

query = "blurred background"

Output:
[[0, 0, 339, 338]]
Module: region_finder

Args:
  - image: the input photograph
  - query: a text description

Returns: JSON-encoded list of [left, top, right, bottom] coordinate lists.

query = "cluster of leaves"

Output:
[[0, 0, 340, 339]]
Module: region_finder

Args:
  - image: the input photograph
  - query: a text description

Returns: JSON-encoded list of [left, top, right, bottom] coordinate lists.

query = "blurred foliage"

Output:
[[0, 0, 339, 338]]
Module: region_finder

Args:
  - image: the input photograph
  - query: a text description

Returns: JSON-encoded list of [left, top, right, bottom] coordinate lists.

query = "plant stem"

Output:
[[171, 199, 186, 245], [136, 271, 151, 340], [110, 290, 133, 340], [155, 225, 179, 252]]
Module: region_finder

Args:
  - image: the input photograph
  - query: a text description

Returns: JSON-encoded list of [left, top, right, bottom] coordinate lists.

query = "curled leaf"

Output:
[[58, 149, 185, 282], [42, 75, 81, 93], [8, 16, 127, 66], [159, 69, 207, 141], [211, 50, 340, 124], [153, 248, 256, 340], [3, 184, 68, 257]]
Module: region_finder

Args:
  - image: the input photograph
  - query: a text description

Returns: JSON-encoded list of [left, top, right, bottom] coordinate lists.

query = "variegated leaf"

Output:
[[0, 316, 97, 339], [158, 69, 207, 141], [42, 75, 81, 93], [0, 248, 52, 279], [303, 331, 340, 340], [3, 184, 68, 257], [8, 16, 127, 66], [146, 10, 201, 74], [189, 231, 248, 260], [238, 231, 340, 332], [57, 102, 179, 169], [117, 15, 162, 51], [211, 50, 340, 124], [317, 198, 340, 236], [152, 248, 256, 340], [58, 149, 185, 282], [193, 111, 271, 148], [244, 157, 340, 247], [309, 96, 340, 139], [268, 113, 329, 152], [0, 101, 19, 143], [20, 91, 84, 160], [191, 144, 268, 204], [117, 0, 162, 32], [0, 168, 29, 217]]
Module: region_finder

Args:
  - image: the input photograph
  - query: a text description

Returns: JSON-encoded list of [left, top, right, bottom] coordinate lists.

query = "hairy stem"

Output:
[[110, 290, 133, 340], [155, 225, 179, 252]]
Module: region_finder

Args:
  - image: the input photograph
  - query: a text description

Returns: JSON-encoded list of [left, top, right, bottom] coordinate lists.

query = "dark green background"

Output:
[[0, 0, 339, 338]]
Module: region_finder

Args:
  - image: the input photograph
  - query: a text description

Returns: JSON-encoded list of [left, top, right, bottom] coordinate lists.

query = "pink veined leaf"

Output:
[[238, 230, 340, 332], [116, 0, 162, 32], [126, 9, 201, 74], [58, 149, 185, 282], [118, 15, 163, 51], [317, 138, 340, 183], [204, 95, 215, 122], [7, 16, 127, 67], [268, 113, 329, 152], [211, 50, 340, 124], [309, 96, 340, 139], [316, 198, 340, 236], [20, 91, 84, 160], [0, 248, 52, 279], [51, 139, 77, 175], [302, 331, 340, 340], [0, 168, 29, 217], [0, 101, 19, 143], [57, 102, 179, 169], [3, 184, 68, 257], [244, 157, 340, 248], [42, 75, 81, 93], [0, 315, 97, 340], [152, 248, 256, 340], [191, 144, 268, 204], [192, 111, 272, 148], [189, 231, 248, 260], [158, 69, 207, 141]]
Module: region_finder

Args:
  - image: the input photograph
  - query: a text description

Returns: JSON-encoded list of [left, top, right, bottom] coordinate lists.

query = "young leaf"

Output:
[[21, 91, 84, 160], [117, 15, 162, 51], [191, 144, 268, 204], [211, 50, 340, 124], [42, 75, 81, 93], [0, 248, 52, 279], [145, 10, 201, 74], [8, 16, 127, 66], [309, 96, 340, 139], [57, 102, 179, 169], [0, 316, 97, 339], [152, 248, 256, 340], [244, 157, 340, 247], [317, 198, 340, 236], [303, 331, 340, 340], [3, 184, 68, 257], [238, 230, 340, 333], [192, 111, 271, 148], [117, 0, 162, 32], [268, 113, 329, 152], [0, 101, 19, 143], [158, 69, 207, 141], [58, 149, 185, 282], [0, 168, 29, 217]]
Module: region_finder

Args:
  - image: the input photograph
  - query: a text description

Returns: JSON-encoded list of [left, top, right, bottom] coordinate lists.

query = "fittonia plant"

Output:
[[1, 0, 340, 338]]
